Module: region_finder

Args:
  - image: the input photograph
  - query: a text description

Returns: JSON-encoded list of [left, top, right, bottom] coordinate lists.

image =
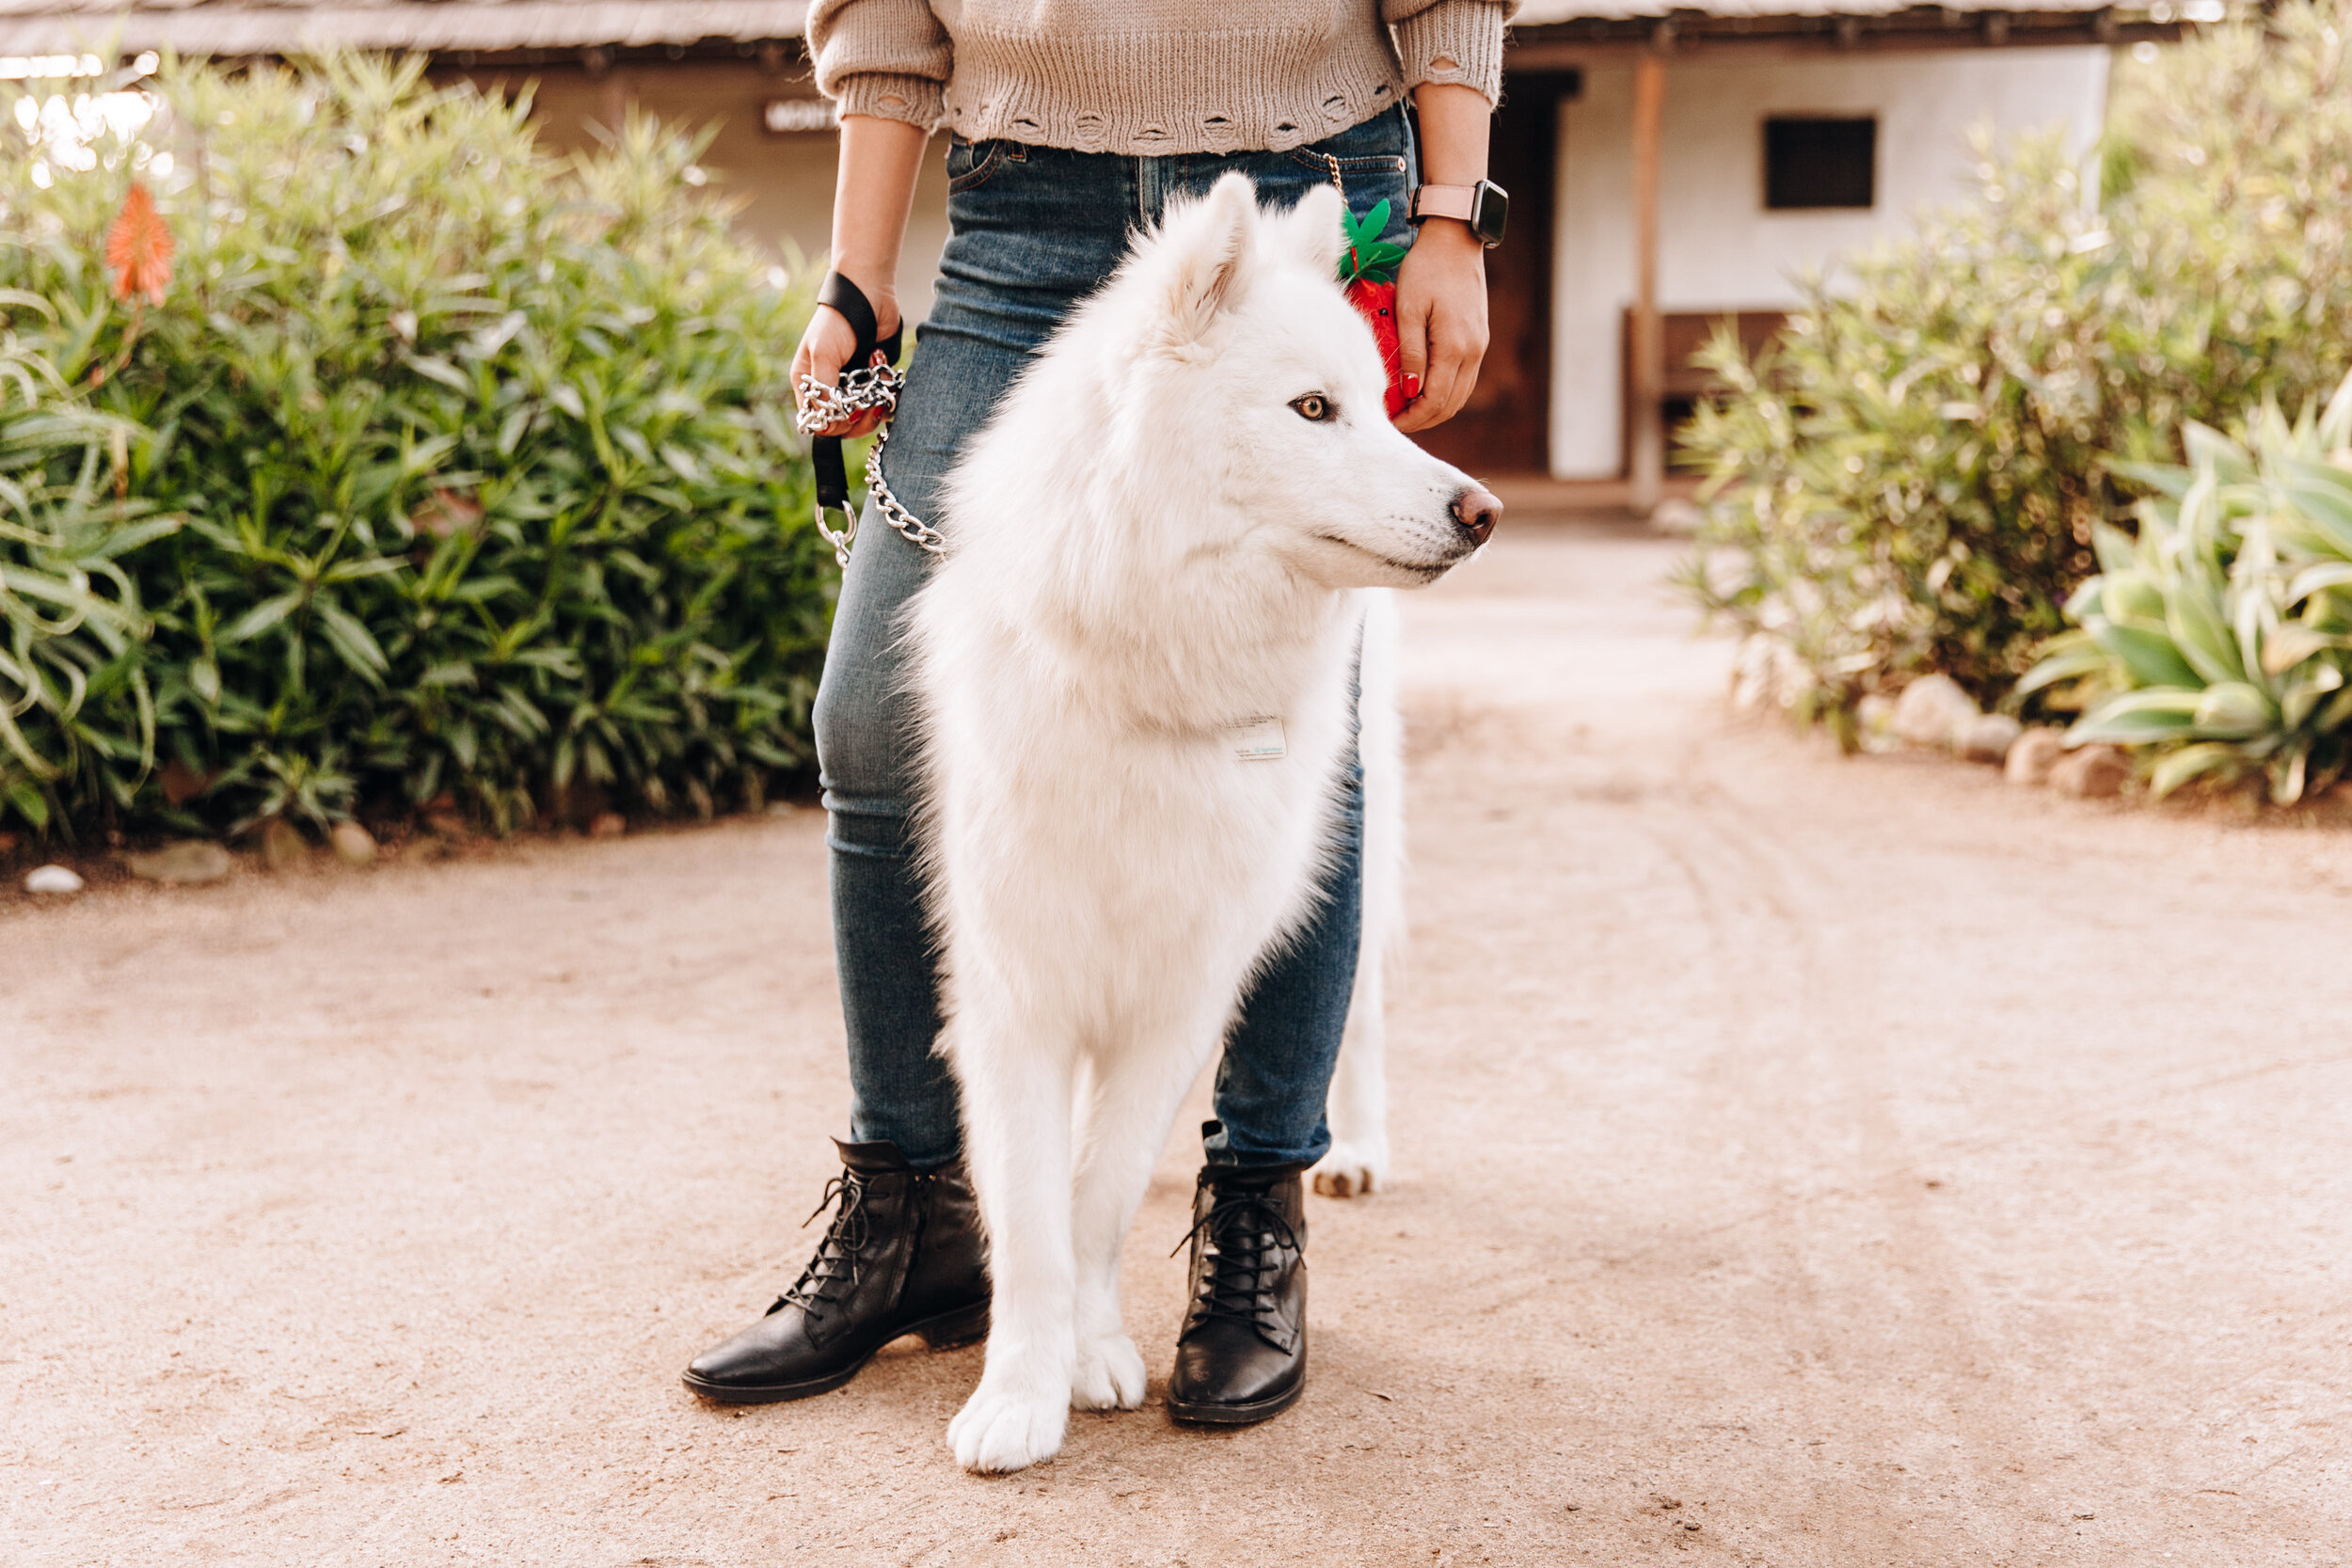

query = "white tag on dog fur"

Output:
[[1227, 717, 1287, 761]]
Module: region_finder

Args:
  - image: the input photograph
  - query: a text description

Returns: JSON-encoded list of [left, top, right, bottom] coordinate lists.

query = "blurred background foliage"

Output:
[[0, 52, 829, 839], [2020, 376, 2352, 804], [1680, 0, 2352, 747]]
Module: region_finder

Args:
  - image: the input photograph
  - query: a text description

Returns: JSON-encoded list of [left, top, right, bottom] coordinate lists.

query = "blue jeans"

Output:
[[811, 106, 1417, 1174]]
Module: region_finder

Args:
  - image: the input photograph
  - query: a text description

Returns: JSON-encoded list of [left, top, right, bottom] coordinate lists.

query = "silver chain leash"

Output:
[[861, 425, 946, 555], [793, 359, 903, 434], [793, 360, 944, 566]]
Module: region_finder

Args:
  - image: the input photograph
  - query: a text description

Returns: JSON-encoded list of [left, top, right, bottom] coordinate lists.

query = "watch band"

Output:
[[1410, 184, 1480, 224]]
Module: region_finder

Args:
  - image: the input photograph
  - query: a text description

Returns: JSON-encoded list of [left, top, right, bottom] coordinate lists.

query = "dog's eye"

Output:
[[1290, 393, 1334, 422]]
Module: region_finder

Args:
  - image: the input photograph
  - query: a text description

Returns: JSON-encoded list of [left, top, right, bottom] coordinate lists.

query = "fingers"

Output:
[[1429, 326, 1486, 427], [792, 304, 883, 438], [1395, 290, 1431, 422], [1396, 331, 1466, 433], [1395, 285, 1488, 431], [1389, 228, 1487, 433]]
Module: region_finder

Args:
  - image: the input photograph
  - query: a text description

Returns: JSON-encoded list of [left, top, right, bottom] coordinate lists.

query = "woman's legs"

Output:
[[812, 329, 1035, 1171], [818, 111, 1412, 1177]]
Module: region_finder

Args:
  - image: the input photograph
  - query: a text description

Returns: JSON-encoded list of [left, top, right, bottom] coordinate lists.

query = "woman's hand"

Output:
[[794, 113, 927, 438], [791, 286, 903, 439], [1393, 80, 1494, 434], [1391, 217, 1487, 434]]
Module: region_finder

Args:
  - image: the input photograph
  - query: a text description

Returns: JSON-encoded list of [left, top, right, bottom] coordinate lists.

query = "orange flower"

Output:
[[105, 182, 174, 306]]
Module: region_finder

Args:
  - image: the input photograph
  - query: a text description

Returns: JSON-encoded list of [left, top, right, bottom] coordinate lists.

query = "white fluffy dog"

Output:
[[910, 172, 1494, 1474]]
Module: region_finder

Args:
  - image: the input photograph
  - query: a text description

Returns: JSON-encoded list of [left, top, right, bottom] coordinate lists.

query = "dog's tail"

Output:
[[1357, 587, 1407, 990], [1317, 588, 1405, 1196]]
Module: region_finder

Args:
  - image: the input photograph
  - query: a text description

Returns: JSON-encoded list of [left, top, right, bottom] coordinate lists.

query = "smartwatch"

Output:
[[1410, 179, 1509, 248]]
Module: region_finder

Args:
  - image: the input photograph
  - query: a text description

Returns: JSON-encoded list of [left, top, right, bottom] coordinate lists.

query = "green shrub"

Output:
[[0, 52, 830, 837], [1680, 0, 2352, 740], [2018, 375, 2352, 803], [0, 333, 172, 831]]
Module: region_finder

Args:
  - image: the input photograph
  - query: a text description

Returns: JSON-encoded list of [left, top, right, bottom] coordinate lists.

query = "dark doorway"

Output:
[[1414, 70, 1577, 478]]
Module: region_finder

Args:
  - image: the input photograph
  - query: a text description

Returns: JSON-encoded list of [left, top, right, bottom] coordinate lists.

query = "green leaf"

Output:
[[315, 600, 389, 679], [2190, 681, 2274, 739], [2148, 742, 2242, 800], [220, 593, 304, 644], [2164, 570, 2242, 685], [2016, 639, 2113, 698], [2068, 688, 2201, 745], [403, 355, 473, 393], [5, 778, 51, 829], [2261, 624, 2349, 674], [2090, 521, 2139, 576], [2285, 562, 2352, 606], [2090, 620, 2203, 690]]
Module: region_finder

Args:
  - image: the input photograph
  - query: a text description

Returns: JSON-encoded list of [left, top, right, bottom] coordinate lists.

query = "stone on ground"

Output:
[[2050, 742, 2133, 799], [23, 863, 85, 895], [123, 840, 232, 884], [1957, 712, 2024, 764], [330, 822, 378, 867], [2005, 725, 2070, 785], [1892, 673, 1979, 749]]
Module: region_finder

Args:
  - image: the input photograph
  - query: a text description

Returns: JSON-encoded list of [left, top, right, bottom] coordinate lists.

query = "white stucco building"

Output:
[[1544, 46, 2111, 479]]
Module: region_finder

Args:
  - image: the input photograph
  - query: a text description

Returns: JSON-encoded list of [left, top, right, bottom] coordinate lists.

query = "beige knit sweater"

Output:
[[807, 0, 1513, 157]]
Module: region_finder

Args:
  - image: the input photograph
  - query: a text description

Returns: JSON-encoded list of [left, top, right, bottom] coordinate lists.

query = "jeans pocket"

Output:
[[1285, 107, 1410, 179], [946, 138, 1024, 194]]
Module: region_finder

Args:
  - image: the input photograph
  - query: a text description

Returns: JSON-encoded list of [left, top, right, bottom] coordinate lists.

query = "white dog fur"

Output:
[[910, 173, 1487, 1473]]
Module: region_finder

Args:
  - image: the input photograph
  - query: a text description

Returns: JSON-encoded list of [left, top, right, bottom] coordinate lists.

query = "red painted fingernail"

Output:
[[1403, 374, 1422, 399]]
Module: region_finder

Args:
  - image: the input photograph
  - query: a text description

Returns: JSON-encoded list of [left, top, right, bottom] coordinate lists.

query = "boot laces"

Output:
[[1174, 1188, 1299, 1332], [771, 1173, 873, 1318]]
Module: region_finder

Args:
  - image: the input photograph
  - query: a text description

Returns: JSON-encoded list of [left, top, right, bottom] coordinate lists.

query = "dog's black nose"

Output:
[[1450, 485, 1502, 546]]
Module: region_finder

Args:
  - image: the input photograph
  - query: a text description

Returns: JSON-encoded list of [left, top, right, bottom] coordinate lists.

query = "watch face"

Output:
[[1473, 181, 1509, 248]]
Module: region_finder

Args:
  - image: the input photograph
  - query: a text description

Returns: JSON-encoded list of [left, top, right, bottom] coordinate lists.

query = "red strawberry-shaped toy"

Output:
[[1339, 199, 1411, 420]]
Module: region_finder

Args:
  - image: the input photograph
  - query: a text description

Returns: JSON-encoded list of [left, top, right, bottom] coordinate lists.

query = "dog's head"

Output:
[[1091, 171, 1501, 591]]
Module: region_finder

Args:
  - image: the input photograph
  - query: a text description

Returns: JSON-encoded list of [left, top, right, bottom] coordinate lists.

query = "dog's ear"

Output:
[[1277, 184, 1349, 279], [1150, 171, 1257, 351]]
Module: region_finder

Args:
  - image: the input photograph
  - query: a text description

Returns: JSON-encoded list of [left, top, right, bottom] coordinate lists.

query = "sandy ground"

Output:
[[5, 517, 2350, 1567]]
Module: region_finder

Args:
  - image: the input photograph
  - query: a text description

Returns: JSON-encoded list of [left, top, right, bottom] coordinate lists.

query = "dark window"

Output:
[[1763, 117, 1876, 210]]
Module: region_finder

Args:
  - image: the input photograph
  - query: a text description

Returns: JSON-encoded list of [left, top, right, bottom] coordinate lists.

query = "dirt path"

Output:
[[6, 517, 2348, 1566]]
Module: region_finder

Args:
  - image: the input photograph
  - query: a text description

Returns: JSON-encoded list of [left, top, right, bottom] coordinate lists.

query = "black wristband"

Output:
[[816, 271, 903, 369]]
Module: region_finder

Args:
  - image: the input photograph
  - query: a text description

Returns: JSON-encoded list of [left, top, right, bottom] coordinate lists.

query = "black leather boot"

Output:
[[1166, 1162, 1310, 1425], [683, 1139, 988, 1404]]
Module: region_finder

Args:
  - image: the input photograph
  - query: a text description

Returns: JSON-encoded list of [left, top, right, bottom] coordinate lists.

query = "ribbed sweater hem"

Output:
[[932, 26, 1409, 155], [1394, 2, 1507, 101], [833, 70, 948, 129]]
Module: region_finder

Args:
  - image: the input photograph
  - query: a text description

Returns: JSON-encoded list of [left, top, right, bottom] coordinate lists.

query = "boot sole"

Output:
[[681, 1300, 989, 1405], [1165, 1374, 1306, 1427]]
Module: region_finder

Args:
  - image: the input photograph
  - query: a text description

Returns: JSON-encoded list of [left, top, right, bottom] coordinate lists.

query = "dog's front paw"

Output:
[[1071, 1332, 1147, 1412], [948, 1377, 1070, 1474], [1311, 1139, 1390, 1198]]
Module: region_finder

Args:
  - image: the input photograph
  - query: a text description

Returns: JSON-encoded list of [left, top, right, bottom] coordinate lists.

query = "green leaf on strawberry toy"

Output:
[[1354, 241, 1407, 278], [1339, 199, 1404, 285]]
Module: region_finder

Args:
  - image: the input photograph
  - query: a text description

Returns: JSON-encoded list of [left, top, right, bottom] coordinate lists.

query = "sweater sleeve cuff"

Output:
[[828, 71, 946, 131], [1392, 1, 1508, 106]]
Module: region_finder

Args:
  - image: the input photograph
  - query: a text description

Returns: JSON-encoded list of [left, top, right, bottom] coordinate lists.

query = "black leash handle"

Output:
[[811, 271, 903, 520]]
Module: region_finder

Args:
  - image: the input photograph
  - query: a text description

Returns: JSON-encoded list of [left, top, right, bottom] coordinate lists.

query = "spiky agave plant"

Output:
[[2019, 372, 2352, 803]]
